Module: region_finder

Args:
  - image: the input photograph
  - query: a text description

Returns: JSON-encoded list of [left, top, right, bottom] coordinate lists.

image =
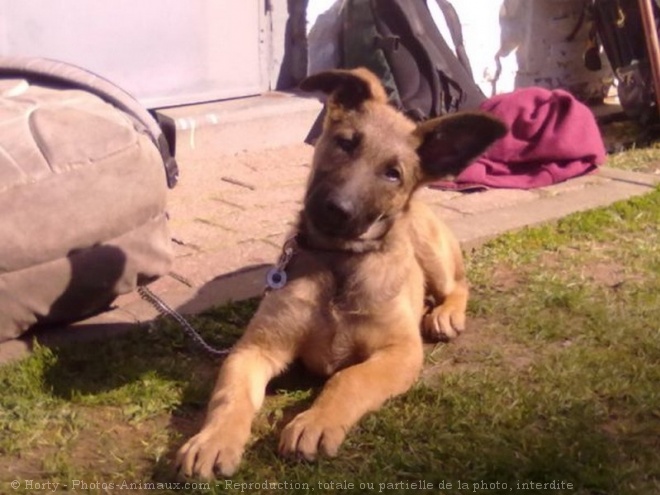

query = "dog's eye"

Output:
[[384, 166, 403, 183], [334, 135, 359, 153]]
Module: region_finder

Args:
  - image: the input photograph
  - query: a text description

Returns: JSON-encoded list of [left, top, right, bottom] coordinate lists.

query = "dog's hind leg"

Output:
[[278, 339, 423, 461], [176, 341, 293, 479]]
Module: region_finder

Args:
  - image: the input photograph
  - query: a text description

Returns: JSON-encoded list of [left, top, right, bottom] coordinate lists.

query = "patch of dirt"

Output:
[[490, 265, 524, 292], [536, 249, 648, 289], [420, 317, 535, 382], [74, 408, 162, 469], [580, 260, 629, 287], [0, 406, 177, 487]]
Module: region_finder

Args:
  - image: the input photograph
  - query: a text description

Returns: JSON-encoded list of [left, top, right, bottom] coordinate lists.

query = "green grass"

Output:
[[1, 186, 659, 494]]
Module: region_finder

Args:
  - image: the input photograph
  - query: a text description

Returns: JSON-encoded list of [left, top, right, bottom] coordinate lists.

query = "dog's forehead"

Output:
[[330, 103, 419, 153], [368, 103, 416, 133]]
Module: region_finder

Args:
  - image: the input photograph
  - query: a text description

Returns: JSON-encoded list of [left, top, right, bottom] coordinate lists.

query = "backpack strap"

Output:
[[383, 0, 485, 115], [431, 0, 475, 78], [0, 57, 179, 188]]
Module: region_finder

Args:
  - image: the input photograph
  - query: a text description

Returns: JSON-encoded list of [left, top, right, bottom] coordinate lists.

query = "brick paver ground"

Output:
[[116, 142, 658, 324], [1, 95, 658, 363]]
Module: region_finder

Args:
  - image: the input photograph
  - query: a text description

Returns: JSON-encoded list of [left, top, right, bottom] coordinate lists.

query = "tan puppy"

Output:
[[176, 68, 506, 479]]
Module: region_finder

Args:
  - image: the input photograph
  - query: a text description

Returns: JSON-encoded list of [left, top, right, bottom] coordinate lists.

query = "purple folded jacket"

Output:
[[433, 87, 607, 190]]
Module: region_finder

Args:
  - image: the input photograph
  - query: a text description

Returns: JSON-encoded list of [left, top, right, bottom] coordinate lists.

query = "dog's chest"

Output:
[[298, 248, 424, 376], [300, 309, 379, 376]]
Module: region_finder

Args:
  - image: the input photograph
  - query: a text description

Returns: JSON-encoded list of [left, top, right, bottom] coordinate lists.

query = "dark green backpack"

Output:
[[340, 0, 485, 120]]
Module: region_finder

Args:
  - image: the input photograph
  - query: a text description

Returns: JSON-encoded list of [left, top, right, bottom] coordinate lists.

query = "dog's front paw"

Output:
[[423, 302, 466, 342], [176, 427, 245, 480], [278, 409, 348, 461]]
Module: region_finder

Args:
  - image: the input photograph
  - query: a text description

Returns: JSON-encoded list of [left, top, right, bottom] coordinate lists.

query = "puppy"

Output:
[[176, 68, 506, 479]]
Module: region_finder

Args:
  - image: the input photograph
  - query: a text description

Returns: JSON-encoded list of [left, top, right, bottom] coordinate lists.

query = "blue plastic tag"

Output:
[[266, 267, 287, 290]]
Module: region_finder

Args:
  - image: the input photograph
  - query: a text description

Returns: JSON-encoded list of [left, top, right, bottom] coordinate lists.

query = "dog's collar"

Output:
[[265, 235, 298, 291], [265, 214, 397, 291], [264, 227, 375, 293]]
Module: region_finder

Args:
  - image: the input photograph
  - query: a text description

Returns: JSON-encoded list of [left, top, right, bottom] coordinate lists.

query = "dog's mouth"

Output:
[[302, 209, 395, 251], [300, 184, 401, 251], [354, 212, 393, 240]]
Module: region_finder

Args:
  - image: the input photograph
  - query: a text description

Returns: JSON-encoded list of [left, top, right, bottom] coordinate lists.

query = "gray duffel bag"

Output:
[[0, 57, 178, 342]]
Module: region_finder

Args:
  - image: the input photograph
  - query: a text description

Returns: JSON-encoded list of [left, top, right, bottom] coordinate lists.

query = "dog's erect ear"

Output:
[[414, 112, 507, 181], [300, 68, 388, 110]]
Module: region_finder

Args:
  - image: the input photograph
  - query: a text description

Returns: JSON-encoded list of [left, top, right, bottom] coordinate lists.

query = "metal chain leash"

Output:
[[137, 236, 298, 358], [137, 285, 231, 357]]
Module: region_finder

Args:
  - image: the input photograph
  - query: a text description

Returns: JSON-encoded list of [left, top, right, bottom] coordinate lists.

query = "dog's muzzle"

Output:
[[306, 190, 374, 239]]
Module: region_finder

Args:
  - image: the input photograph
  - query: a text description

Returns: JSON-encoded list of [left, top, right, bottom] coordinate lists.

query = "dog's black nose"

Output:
[[324, 196, 355, 223]]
